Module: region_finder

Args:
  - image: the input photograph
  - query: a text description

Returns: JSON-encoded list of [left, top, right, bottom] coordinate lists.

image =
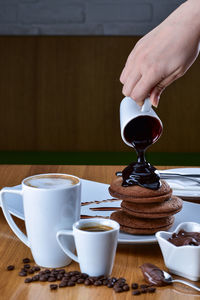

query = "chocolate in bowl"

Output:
[[168, 230, 200, 247]]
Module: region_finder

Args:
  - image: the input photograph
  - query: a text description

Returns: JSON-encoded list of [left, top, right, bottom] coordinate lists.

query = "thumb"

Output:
[[150, 85, 164, 107]]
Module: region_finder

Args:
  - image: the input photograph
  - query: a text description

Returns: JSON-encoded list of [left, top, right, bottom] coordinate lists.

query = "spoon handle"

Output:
[[173, 279, 200, 292]]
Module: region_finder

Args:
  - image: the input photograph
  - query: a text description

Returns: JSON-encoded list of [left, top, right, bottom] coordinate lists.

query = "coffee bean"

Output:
[[107, 282, 114, 288], [69, 271, 75, 276], [132, 290, 141, 295], [21, 268, 27, 273], [111, 277, 117, 283], [32, 275, 39, 281], [84, 279, 91, 286], [24, 278, 32, 283], [140, 288, 147, 294], [77, 278, 85, 284], [71, 276, 77, 282], [114, 286, 123, 293], [59, 281, 68, 288], [87, 277, 95, 284], [44, 269, 51, 274], [94, 280, 102, 286], [68, 281, 75, 287], [114, 282, 124, 288], [50, 284, 58, 290], [123, 284, 130, 291], [74, 271, 81, 275], [27, 269, 34, 274], [103, 279, 108, 285], [32, 266, 40, 272], [118, 277, 126, 283], [23, 258, 30, 264], [89, 276, 97, 282], [140, 284, 149, 289], [81, 273, 89, 279], [24, 264, 30, 269], [59, 269, 65, 274], [39, 271, 46, 276], [56, 274, 63, 280], [19, 271, 27, 277], [7, 265, 15, 271], [131, 283, 138, 289], [62, 277, 69, 282], [39, 275, 48, 282], [147, 287, 156, 293], [48, 276, 57, 282]]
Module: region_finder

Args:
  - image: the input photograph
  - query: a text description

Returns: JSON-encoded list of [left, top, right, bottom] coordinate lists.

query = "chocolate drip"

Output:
[[118, 115, 162, 190]]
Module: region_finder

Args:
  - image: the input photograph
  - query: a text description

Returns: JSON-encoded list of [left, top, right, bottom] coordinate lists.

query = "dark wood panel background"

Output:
[[0, 36, 199, 152]]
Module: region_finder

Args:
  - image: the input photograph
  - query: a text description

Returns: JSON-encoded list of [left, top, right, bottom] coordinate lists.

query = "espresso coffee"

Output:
[[80, 224, 113, 232], [24, 174, 79, 189], [117, 115, 162, 190]]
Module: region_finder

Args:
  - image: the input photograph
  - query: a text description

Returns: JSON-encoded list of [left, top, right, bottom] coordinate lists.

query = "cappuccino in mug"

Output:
[[1, 173, 81, 268], [24, 174, 79, 189]]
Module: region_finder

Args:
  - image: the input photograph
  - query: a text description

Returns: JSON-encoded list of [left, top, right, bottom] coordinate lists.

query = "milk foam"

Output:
[[25, 176, 77, 189]]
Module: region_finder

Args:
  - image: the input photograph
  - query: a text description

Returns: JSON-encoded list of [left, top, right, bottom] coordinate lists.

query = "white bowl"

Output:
[[156, 222, 200, 281]]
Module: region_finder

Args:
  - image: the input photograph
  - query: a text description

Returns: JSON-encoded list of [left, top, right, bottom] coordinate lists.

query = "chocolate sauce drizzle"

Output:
[[117, 115, 162, 190]]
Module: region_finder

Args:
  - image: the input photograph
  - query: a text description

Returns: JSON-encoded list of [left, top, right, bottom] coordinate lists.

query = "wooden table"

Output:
[[0, 164, 199, 300]]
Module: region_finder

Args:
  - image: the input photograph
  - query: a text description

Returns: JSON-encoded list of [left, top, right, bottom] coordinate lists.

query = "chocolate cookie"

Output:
[[110, 177, 171, 197], [109, 177, 172, 203], [121, 196, 182, 219], [110, 210, 174, 235]]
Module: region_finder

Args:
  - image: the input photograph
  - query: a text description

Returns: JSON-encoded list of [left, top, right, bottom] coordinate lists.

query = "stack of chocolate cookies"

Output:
[[109, 177, 182, 235]]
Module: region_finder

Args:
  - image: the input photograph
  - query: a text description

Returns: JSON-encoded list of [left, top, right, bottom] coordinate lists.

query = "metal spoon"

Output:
[[163, 271, 200, 292]]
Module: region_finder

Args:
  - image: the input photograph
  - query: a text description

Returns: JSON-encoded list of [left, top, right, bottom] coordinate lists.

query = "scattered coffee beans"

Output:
[[9, 257, 158, 296], [7, 265, 15, 271]]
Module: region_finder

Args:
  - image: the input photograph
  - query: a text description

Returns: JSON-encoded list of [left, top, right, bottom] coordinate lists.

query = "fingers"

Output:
[[122, 72, 142, 97], [127, 72, 161, 104], [121, 64, 183, 107]]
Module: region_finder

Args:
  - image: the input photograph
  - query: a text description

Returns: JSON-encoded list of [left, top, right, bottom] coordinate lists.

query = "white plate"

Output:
[[1, 179, 200, 244], [161, 167, 200, 199]]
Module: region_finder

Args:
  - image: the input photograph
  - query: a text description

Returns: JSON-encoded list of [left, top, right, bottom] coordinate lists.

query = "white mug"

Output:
[[56, 218, 119, 276], [1, 173, 81, 268], [120, 97, 163, 147]]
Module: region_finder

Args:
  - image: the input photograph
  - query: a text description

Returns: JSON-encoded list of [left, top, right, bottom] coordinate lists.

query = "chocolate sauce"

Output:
[[140, 263, 169, 287], [168, 230, 200, 246], [117, 115, 162, 190]]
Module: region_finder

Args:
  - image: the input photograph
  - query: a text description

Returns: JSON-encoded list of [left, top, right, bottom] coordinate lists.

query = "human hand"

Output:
[[120, 0, 200, 107]]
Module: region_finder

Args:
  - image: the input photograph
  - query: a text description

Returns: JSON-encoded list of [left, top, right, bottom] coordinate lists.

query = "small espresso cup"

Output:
[[120, 97, 163, 147], [56, 218, 119, 276], [1, 173, 81, 268]]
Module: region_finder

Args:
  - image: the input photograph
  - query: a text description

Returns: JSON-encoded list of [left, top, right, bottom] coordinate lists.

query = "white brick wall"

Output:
[[0, 0, 185, 35]]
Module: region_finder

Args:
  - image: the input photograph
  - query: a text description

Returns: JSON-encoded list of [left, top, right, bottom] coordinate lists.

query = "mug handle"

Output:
[[1, 188, 30, 247], [56, 230, 79, 263]]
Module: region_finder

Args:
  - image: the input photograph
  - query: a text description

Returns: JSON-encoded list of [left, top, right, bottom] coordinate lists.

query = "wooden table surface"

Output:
[[0, 164, 200, 300]]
